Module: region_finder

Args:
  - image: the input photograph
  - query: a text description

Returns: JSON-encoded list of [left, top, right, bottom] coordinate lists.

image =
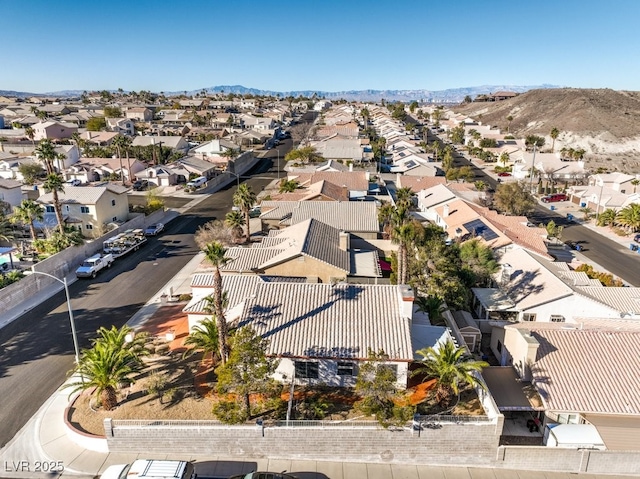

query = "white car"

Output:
[[144, 223, 164, 236], [101, 460, 196, 479]]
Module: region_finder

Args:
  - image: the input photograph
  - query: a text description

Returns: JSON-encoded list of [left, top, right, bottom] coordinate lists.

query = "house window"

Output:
[[46, 206, 54, 213], [111, 199, 116, 206], [337, 362, 355, 376], [550, 315, 565, 323], [65, 205, 70, 212], [522, 313, 537, 322], [496, 341, 502, 353], [80, 206, 90, 214], [294, 361, 319, 379], [85, 224, 93, 230], [112, 216, 117, 221]]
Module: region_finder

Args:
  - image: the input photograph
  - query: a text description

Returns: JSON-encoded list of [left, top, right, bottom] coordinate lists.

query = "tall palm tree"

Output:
[[395, 187, 414, 210], [12, 199, 44, 240], [412, 340, 488, 407], [616, 203, 640, 233], [183, 316, 219, 360], [112, 134, 129, 185], [631, 179, 640, 194], [25, 127, 35, 147], [233, 184, 257, 242], [550, 127, 560, 152], [224, 210, 245, 243], [34, 139, 57, 174], [202, 241, 232, 364], [506, 115, 513, 133], [42, 173, 66, 233]]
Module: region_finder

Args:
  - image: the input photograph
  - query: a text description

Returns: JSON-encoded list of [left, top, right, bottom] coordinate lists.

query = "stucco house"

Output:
[[106, 117, 135, 136], [132, 135, 190, 154], [33, 120, 78, 140], [221, 218, 381, 283], [125, 107, 153, 122], [0, 178, 23, 209], [37, 184, 129, 236], [493, 321, 640, 451], [184, 277, 452, 389]]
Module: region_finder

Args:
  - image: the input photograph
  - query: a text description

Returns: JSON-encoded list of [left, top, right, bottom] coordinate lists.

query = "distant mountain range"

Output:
[[0, 84, 561, 103]]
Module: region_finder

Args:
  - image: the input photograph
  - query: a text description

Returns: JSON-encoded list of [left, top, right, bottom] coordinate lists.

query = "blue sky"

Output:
[[3, 0, 639, 93]]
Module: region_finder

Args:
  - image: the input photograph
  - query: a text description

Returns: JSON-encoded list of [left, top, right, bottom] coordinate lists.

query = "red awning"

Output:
[[379, 259, 392, 272]]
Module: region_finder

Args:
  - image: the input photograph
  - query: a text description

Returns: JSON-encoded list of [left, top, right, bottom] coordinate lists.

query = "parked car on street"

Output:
[[144, 223, 164, 236], [541, 193, 568, 203], [497, 172, 512, 177], [634, 234, 640, 243]]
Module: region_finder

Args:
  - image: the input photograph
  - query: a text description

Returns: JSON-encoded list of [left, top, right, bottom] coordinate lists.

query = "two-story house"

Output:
[[37, 184, 129, 236]]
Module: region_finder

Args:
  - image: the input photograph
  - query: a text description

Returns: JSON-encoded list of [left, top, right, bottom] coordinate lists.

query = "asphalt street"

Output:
[[0, 159, 278, 449]]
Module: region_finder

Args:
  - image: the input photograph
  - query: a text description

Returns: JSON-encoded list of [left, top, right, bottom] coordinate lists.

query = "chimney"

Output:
[[397, 284, 415, 319], [349, 163, 353, 172], [443, 204, 450, 218], [338, 231, 350, 251], [500, 263, 513, 285]]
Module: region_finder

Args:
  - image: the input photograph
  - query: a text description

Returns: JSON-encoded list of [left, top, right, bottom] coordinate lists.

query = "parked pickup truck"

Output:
[[75, 253, 114, 278]]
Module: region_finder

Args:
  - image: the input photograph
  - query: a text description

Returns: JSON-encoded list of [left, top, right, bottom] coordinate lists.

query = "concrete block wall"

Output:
[[496, 446, 640, 474], [104, 420, 500, 465]]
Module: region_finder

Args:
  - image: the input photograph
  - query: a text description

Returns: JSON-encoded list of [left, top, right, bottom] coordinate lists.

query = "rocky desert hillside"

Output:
[[450, 88, 640, 174]]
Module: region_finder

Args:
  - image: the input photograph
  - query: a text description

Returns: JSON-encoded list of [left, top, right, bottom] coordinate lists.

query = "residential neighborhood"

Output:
[[1, 89, 640, 478]]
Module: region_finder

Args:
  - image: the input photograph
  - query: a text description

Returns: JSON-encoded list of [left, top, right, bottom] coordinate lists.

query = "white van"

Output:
[[186, 176, 207, 189], [101, 459, 196, 479], [544, 423, 606, 450]]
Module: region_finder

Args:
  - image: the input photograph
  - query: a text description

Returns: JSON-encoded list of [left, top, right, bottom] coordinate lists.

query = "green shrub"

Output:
[[212, 398, 248, 424]]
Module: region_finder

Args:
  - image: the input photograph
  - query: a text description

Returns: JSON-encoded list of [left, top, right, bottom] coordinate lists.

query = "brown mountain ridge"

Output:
[[450, 88, 640, 174]]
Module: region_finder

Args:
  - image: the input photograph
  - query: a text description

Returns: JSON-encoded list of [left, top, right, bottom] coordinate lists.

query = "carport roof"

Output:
[[482, 366, 544, 411], [472, 288, 516, 311]]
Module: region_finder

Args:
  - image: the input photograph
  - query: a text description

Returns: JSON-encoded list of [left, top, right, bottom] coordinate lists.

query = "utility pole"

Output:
[[595, 180, 605, 224]]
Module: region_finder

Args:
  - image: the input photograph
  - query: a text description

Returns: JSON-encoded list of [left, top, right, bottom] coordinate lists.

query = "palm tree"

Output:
[[616, 203, 640, 233], [596, 208, 617, 227], [233, 184, 257, 242], [202, 241, 232, 364], [506, 115, 513, 133], [111, 135, 129, 185], [631, 179, 640, 194], [278, 179, 299, 193], [25, 127, 35, 147], [579, 206, 594, 221], [224, 210, 245, 243], [550, 127, 560, 152], [395, 187, 414, 210], [34, 139, 58, 174], [412, 340, 488, 407], [12, 199, 44, 240], [415, 295, 445, 325], [0, 212, 14, 243], [42, 173, 66, 233], [183, 315, 219, 360], [65, 325, 148, 411]]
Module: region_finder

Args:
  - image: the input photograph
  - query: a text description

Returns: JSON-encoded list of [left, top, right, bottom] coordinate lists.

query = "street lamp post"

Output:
[[595, 180, 605, 224], [276, 149, 281, 181], [30, 269, 81, 366], [528, 143, 537, 192]]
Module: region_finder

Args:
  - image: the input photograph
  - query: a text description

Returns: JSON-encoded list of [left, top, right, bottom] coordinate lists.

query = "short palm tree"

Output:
[[579, 206, 594, 221], [616, 203, 640, 233], [11, 199, 44, 240], [412, 340, 488, 407], [183, 316, 219, 360], [224, 210, 245, 243], [42, 173, 66, 233], [233, 184, 257, 242], [278, 179, 299, 193], [415, 295, 445, 325], [596, 208, 617, 227], [0, 212, 14, 243], [550, 127, 560, 152], [66, 325, 148, 411], [25, 127, 35, 147], [202, 241, 232, 364]]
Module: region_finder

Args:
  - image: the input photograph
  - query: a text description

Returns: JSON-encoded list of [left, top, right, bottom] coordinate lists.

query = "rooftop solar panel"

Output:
[[463, 219, 499, 241]]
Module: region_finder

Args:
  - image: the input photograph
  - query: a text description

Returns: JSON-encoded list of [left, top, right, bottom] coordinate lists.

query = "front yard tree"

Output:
[[42, 173, 66, 233], [66, 325, 149, 411], [18, 162, 45, 185], [412, 340, 488, 407], [12, 199, 44, 240], [34, 139, 58, 174], [215, 326, 279, 421], [202, 241, 232, 363], [183, 316, 219, 361], [284, 146, 322, 164], [278, 179, 299, 193], [616, 203, 640, 233], [355, 348, 413, 427], [233, 184, 257, 242], [224, 210, 245, 243], [493, 182, 536, 216]]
